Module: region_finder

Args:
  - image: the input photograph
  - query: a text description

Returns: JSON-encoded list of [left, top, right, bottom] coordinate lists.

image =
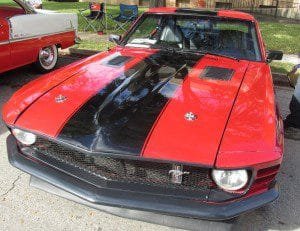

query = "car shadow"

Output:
[[0, 55, 81, 136]]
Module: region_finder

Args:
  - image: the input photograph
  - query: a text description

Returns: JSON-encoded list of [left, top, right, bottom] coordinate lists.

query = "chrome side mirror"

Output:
[[109, 34, 121, 44]]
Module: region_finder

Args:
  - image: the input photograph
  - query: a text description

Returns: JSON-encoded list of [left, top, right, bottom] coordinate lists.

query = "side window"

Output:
[[127, 16, 162, 44]]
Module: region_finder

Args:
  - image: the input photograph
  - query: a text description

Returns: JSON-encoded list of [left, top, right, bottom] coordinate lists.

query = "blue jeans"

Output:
[[284, 95, 300, 129]]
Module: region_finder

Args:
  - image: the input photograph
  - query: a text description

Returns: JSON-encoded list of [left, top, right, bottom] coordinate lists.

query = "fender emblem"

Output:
[[184, 112, 197, 121], [55, 95, 67, 103]]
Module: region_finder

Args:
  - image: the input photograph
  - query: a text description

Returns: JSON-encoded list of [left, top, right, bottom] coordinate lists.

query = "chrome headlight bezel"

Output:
[[12, 128, 37, 146], [212, 169, 249, 192]]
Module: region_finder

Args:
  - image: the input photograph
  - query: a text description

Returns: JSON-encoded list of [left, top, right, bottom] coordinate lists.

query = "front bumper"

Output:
[[7, 135, 279, 221]]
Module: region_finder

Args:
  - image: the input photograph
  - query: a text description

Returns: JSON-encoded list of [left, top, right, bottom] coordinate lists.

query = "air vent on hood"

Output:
[[200, 66, 234, 81], [104, 55, 132, 66]]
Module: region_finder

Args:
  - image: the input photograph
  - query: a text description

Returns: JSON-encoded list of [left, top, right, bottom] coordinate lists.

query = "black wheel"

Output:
[[35, 45, 58, 73]]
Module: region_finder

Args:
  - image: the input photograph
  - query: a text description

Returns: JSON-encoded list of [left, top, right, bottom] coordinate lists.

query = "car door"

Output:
[[0, 18, 11, 73]]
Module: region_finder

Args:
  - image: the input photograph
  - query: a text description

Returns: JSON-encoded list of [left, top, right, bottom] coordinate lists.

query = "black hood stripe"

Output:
[[58, 51, 203, 156]]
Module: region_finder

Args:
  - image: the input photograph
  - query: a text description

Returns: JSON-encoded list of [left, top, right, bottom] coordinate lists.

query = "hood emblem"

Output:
[[55, 94, 67, 103], [184, 112, 197, 121]]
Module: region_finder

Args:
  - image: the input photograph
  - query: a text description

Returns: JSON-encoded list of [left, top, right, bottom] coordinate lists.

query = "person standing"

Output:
[[284, 64, 300, 140]]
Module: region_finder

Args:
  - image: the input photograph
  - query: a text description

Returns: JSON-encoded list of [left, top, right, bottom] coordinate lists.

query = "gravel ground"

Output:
[[0, 56, 299, 231]]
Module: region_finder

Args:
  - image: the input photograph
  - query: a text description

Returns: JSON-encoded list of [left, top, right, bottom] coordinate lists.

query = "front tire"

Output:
[[35, 45, 58, 73]]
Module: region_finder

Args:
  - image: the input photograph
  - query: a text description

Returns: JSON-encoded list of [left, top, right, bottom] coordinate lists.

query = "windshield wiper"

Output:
[[177, 49, 238, 61], [152, 47, 239, 61], [203, 51, 239, 61], [155, 46, 178, 53], [168, 49, 239, 61]]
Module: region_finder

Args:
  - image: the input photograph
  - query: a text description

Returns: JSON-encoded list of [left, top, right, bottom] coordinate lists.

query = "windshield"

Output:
[[123, 14, 262, 61]]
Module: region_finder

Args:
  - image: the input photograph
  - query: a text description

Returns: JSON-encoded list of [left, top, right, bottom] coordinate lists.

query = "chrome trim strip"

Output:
[[0, 40, 9, 45], [10, 29, 74, 43]]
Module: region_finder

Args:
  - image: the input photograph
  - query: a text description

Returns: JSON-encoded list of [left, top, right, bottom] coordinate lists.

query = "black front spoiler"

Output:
[[7, 135, 279, 222], [29, 176, 234, 230]]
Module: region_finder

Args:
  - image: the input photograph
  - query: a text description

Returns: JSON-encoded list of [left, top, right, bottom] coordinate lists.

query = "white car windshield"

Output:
[[124, 14, 262, 61]]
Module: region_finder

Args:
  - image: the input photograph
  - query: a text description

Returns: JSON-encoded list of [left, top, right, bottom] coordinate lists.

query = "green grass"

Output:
[[259, 22, 300, 54], [42, 1, 147, 50], [74, 38, 114, 50], [270, 61, 294, 74], [42, 1, 147, 32]]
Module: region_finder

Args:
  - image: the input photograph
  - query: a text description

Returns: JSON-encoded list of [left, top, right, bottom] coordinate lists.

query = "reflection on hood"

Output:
[[58, 51, 203, 155]]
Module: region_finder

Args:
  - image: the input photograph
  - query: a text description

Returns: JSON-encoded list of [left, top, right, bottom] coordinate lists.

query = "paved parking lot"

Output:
[[0, 56, 299, 231]]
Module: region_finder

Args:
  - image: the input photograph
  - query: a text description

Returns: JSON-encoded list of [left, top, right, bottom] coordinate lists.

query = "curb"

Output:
[[59, 48, 292, 88]]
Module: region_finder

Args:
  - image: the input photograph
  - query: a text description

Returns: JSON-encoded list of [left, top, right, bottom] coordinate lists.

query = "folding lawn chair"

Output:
[[110, 4, 138, 32], [79, 2, 105, 32]]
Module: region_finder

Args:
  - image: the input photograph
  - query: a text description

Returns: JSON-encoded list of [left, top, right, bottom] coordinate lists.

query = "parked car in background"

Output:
[[0, 0, 78, 74], [3, 8, 284, 222]]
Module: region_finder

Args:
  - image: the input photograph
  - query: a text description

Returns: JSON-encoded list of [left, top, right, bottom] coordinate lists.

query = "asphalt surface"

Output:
[[0, 56, 299, 231]]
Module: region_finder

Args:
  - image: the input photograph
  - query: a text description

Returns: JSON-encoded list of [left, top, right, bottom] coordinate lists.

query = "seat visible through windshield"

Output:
[[124, 14, 262, 61]]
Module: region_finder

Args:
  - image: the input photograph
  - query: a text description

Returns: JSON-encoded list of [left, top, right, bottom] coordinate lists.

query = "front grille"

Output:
[[27, 137, 215, 198]]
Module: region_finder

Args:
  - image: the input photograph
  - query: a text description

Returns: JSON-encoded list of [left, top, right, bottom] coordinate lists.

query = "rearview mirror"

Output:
[[266, 50, 283, 63], [109, 34, 121, 44]]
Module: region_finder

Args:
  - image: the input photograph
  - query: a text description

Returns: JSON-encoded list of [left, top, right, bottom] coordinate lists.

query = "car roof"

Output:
[[147, 7, 255, 21]]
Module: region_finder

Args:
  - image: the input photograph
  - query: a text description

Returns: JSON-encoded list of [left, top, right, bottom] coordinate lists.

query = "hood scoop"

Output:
[[200, 66, 234, 81], [102, 55, 132, 67]]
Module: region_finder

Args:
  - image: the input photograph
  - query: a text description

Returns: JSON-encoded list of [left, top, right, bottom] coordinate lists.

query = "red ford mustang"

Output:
[[2, 8, 284, 221]]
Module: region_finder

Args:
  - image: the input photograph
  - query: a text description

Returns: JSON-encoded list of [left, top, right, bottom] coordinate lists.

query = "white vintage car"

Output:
[[0, 0, 78, 73]]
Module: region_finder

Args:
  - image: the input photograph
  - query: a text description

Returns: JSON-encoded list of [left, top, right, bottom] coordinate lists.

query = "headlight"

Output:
[[212, 169, 248, 191], [12, 128, 36, 145]]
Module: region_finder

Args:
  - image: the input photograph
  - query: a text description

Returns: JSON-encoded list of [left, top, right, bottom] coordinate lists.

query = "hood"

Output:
[[2, 53, 112, 125], [2, 60, 82, 125], [7, 47, 249, 166]]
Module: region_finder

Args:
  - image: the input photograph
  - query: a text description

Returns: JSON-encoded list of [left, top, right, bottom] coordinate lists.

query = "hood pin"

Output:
[[55, 94, 67, 103], [185, 112, 197, 121]]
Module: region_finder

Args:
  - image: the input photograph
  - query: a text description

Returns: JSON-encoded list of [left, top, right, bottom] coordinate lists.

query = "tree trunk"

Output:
[[274, 0, 279, 18]]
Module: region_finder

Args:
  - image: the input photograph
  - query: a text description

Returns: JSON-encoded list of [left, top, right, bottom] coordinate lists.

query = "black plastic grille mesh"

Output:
[[29, 138, 214, 192]]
